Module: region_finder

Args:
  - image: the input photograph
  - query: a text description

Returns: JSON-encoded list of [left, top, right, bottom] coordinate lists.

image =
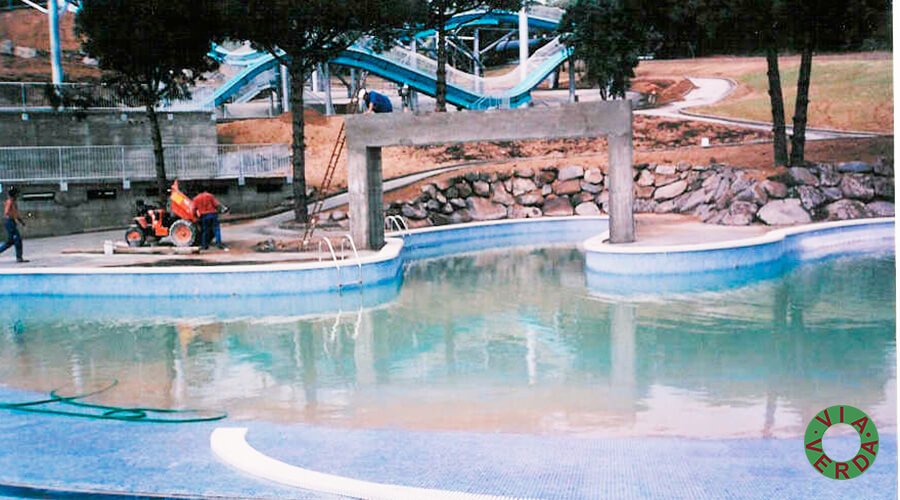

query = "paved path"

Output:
[[636, 76, 881, 140]]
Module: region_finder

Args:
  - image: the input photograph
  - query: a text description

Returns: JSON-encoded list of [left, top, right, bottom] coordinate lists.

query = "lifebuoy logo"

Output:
[[804, 405, 878, 480]]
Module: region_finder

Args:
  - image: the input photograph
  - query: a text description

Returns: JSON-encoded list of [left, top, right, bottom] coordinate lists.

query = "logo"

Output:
[[805, 405, 878, 480]]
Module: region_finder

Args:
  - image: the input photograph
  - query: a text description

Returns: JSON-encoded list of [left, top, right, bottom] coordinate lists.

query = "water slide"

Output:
[[207, 6, 570, 110]]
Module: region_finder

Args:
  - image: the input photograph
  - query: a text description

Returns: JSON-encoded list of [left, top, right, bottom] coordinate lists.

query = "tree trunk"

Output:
[[435, 11, 448, 112], [790, 39, 813, 166], [765, 46, 789, 167], [289, 63, 308, 222], [146, 103, 167, 207]]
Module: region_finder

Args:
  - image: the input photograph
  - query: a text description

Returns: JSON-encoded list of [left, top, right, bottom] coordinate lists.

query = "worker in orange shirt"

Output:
[[0, 187, 26, 263], [192, 190, 228, 250]]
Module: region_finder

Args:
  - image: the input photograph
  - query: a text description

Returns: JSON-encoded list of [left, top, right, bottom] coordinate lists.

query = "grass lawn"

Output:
[[637, 52, 892, 133]]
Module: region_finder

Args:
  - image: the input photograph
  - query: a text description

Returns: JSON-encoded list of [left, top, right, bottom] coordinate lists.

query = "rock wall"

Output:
[[386, 159, 894, 227]]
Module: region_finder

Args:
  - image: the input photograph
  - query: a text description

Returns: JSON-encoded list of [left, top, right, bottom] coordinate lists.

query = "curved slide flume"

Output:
[[207, 8, 571, 110]]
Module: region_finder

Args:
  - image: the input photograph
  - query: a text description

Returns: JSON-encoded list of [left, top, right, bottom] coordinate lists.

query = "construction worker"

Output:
[[193, 190, 228, 250], [362, 89, 392, 114], [0, 187, 27, 263]]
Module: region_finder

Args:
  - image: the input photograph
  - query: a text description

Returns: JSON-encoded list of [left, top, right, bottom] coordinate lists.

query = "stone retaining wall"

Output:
[[386, 159, 894, 227]]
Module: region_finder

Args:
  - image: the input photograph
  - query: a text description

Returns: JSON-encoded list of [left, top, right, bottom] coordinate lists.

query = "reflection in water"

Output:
[[0, 247, 894, 438]]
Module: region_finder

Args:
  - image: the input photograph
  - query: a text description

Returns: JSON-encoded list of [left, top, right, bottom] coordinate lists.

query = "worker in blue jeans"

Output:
[[363, 89, 393, 113], [0, 187, 26, 263], [193, 191, 229, 250]]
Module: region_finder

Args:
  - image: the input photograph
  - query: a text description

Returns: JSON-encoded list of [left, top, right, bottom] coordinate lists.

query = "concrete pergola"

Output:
[[345, 101, 635, 250]]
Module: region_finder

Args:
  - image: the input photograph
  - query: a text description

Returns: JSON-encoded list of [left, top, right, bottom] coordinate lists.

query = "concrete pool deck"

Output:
[[3, 213, 775, 269]]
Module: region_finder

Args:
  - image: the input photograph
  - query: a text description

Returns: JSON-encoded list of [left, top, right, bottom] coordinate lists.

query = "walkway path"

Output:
[[636, 76, 881, 140]]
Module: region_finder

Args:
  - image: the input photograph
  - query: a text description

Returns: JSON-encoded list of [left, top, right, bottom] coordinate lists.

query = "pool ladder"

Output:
[[317, 234, 363, 290], [384, 215, 409, 236]]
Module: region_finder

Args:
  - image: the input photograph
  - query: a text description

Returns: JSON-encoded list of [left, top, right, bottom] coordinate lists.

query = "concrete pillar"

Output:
[[48, 0, 63, 85], [323, 63, 334, 116], [568, 57, 577, 103], [608, 128, 635, 243], [312, 66, 319, 93], [280, 65, 290, 112], [518, 8, 528, 83], [348, 145, 385, 250]]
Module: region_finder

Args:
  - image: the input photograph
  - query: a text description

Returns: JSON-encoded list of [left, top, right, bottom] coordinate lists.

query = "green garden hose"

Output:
[[0, 380, 226, 423]]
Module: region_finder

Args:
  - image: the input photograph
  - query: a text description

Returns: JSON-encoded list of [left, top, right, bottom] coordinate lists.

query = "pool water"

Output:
[[0, 246, 894, 438]]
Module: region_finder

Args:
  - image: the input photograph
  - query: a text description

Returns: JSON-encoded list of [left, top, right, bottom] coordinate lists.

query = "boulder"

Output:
[[821, 187, 843, 202], [694, 204, 716, 222], [13, 46, 37, 59], [558, 165, 584, 182], [757, 199, 811, 225], [735, 183, 768, 206], [655, 199, 677, 213], [434, 192, 447, 204], [797, 186, 826, 211], [466, 197, 507, 221], [866, 201, 895, 217], [727, 201, 758, 222], [731, 176, 752, 194], [511, 177, 538, 196], [473, 180, 491, 197], [444, 186, 459, 199], [449, 198, 467, 209], [636, 169, 655, 186], [818, 164, 841, 187], [873, 177, 894, 200], [635, 185, 655, 199], [702, 173, 722, 192], [492, 184, 516, 206], [421, 184, 437, 198], [574, 192, 595, 204], [508, 205, 542, 218], [836, 161, 873, 173], [633, 199, 658, 213], [555, 179, 581, 195], [514, 166, 534, 178], [429, 210, 472, 225], [441, 203, 454, 214], [874, 158, 893, 177], [655, 164, 677, 175], [824, 199, 867, 221], [584, 169, 604, 184], [456, 180, 473, 197], [574, 201, 601, 216], [655, 174, 681, 187], [539, 167, 558, 184], [839, 174, 875, 201], [543, 197, 574, 216], [760, 180, 788, 198], [676, 189, 711, 212], [787, 167, 819, 186], [401, 202, 428, 220], [654, 180, 688, 201], [595, 191, 609, 205], [425, 199, 442, 212], [434, 177, 454, 190], [580, 181, 603, 194], [516, 190, 544, 206], [541, 184, 552, 196]]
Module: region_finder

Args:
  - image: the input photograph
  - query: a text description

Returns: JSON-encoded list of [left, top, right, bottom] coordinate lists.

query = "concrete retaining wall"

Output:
[[0, 110, 216, 147], [11, 178, 291, 237]]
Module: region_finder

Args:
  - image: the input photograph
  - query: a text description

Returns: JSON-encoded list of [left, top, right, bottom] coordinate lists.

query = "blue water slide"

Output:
[[208, 7, 571, 110]]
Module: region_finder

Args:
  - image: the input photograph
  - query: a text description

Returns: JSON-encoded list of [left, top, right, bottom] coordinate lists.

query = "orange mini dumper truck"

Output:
[[125, 180, 198, 247]]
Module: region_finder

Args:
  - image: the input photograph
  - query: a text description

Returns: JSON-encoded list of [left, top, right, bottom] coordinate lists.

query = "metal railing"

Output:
[[0, 82, 214, 111], [0, 143, 291, 183]]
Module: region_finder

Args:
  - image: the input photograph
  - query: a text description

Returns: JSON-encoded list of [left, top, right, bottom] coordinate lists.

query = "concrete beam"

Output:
[[345, 101, 634, 249]]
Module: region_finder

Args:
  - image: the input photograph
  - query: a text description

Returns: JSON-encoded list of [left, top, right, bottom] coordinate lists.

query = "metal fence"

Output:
[[0, 144, 291, 184], [0, 82, 214, 111]]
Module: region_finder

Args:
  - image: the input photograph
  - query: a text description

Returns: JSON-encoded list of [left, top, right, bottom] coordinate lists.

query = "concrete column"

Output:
[[518, 8, 529, 83], [48, 0, 63, 85], [608, 128, 635, 243], [312, 65, 320, 93], [280, 65, 290, 112], [348, 145, 385, 250], [568, 57, 577, 103], [323, 63, 334, 116]]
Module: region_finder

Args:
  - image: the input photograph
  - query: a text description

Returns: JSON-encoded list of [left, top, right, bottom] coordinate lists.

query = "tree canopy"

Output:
[[76, 0, 219, 206], [559, 0, 658, 99]]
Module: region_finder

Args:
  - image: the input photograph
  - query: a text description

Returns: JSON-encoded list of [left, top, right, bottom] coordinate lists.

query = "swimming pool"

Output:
[[0, 243, 894, 439]]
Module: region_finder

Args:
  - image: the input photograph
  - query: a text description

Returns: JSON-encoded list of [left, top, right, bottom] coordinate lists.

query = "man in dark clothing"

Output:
[[363, 90, 393, 113], [193, 191, 228, 250], [0, 187, 26, 263]]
